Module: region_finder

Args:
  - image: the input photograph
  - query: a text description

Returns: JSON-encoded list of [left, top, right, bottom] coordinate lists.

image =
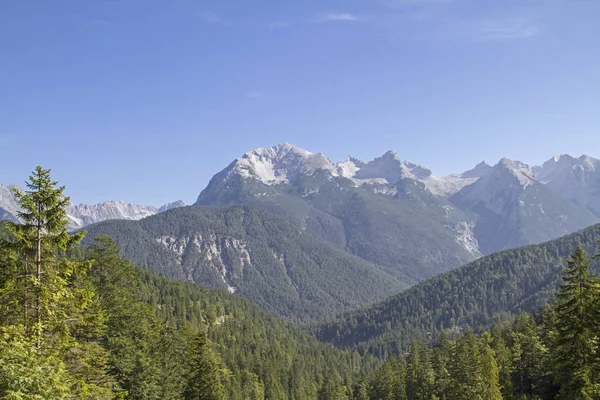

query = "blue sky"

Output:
[[1, 0, 599, 205]]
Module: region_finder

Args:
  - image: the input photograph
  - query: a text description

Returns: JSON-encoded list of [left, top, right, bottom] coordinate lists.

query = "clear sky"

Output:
[[1, 0, 599, 206]]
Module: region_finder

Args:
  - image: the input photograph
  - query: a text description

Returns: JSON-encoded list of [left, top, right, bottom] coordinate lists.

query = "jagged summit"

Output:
[[207, 143, 446, 192], [335, 156, 366, 179], [0, 184, 185, 229], [202, 144, 597, 202], [497, 158, 536, 187], [231, 143, 336, 185], [534, 154, 599, 183], [354, 151, 432, 183], [533, 154, 600, 217], [159, 200, 186, 213], [67, 200, 159, 229], [461, 161, 492, 179], [382, 150, 401, 160]]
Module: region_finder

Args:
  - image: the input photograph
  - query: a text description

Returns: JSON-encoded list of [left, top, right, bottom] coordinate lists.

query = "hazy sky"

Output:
[[1, 0, 599, 205]]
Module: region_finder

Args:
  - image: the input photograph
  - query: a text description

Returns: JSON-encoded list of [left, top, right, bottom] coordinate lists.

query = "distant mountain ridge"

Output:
[[533, 154, 600, 216], [451, 158, 598, 254], [0, 183, 185, 229], [198, 143, 600, 214]]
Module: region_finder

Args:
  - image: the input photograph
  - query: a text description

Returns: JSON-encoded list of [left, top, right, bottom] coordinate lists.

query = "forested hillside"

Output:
[[317, 223, 600, 357], [0, 168, 376, 398], [357, 246, 600, 399], [82, 205, 406, 323], [4, 167, 600, 400]]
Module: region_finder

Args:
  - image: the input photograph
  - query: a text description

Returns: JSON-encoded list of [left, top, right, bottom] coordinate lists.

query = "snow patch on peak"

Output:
[[335, 156, 366, 179], [552, 154, 574, 163], [232, 143, 336, 185], [455, 159, 540, 216]]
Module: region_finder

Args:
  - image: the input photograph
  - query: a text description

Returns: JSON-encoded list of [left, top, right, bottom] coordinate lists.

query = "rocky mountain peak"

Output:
[[231, 143, 336, 185], [335, 156, 366, 178], [496, 158, 536, 187], [0, 183, 21, 217], [461, 161, 492, 179], [354, 151, 432, 184], [534, 154, 599, 182], [531, 154, 600, 217], [159, 200, 186, 213]]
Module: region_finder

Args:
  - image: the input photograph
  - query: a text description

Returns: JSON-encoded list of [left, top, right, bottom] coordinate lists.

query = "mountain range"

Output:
[[0, 182, 185, 229], [2, 143, 600, 323], [196, 144, 599, 280]]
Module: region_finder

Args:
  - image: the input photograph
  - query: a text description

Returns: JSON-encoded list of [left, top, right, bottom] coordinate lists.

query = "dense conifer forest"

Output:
[[1, 167, 600, 399], [317, 225, 600, 357], [357, 246, 600, 400]]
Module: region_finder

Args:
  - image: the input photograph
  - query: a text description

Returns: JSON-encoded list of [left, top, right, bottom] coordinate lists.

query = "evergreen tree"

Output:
[[510, 313, 544, 398], [353, 381, 369, 400], [237, 369, 265, 400], [156, 324, 189, 399], [87, 236, 161, 399], [449, 332, 482, 400], [551, 247, 600, 399], [0, 325, 71, 399], [184, 332, 226, 400], [317, 376, 347, 400], [478, 332, 502, 400], [0, 167, 118, 398], [405, 340, 434, 399], [489, 324, 514, 400], [1, 166, 83, 346], [432, 332, 452, 400], [370, 357, 407, 400]]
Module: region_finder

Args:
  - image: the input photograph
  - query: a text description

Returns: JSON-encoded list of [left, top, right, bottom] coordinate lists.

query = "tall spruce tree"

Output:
[[432, 332, 452, 400], [405, 340, 434, 399], [552, 247, 600, 399], [369, 357, 407, 400], [184, 332, 226, 400], [489, 324, 514, 400], [0, 167, 117, 398], [478, 332, 502, 400], [449, 331, 483, 399], [2, 166, 83, 346]]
